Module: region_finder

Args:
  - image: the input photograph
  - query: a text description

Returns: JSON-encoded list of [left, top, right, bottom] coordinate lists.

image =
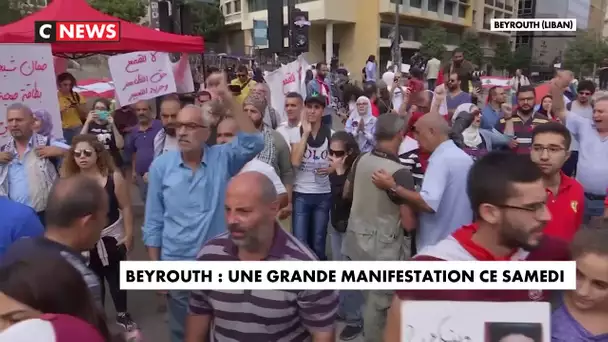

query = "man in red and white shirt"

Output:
[[383, 151, 570, 342], [530, 122, 584, 242]]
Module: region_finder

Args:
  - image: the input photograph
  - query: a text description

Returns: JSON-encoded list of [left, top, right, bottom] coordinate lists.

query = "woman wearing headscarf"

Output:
[[32, 110, 54, 139], [345, 96, 377, 152], [451, 103, 512, 159]]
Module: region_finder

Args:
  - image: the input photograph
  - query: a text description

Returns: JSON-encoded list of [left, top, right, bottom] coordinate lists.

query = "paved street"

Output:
[[107, 185, 364, 342]]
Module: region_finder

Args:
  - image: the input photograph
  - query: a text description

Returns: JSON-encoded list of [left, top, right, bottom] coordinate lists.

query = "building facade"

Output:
[[516, 0, 605, 69], [219, 0, 516, 73]]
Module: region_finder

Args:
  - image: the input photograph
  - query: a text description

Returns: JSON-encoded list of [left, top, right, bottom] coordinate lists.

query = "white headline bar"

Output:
[[120, 261, 576, 291], [490, 19, 577, 32]]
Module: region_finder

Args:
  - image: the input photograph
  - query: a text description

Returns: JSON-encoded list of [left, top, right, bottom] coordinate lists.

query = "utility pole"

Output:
[[392, 0, 401, 73]]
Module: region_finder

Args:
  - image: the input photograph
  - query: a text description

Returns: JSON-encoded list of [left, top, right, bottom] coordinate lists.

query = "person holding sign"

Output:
[[57, 73, 87, 145], [383, 152, 570, 342]]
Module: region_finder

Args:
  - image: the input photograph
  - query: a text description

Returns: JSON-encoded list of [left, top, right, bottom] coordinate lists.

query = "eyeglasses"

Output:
[[73, 149, 93, 158], [497, 202, 548, 216], [176, 122, 208, 131], [329, 149, 346, 157], [531, 145, 566, 154]]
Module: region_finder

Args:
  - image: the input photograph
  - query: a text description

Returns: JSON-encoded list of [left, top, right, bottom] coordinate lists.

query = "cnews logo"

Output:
[[34, 21, 121, 43]]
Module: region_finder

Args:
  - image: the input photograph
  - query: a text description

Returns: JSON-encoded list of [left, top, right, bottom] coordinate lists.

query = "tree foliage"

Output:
[[458, 32, 484, 67], [491, 40, 513, 73], [0, 0, 45, 25], [563, 30, 608, 75], [419, 23, 447, 59], [88, 0, 146, 23], [511, 45, 532, 72], [187, 0, 225, 42]]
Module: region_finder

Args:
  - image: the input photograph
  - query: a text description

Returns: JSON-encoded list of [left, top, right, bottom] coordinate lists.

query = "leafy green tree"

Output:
[[511, 45, 532, 72], [187, 0, 225, 42], [563, 30, 607, 76], [0, 0, 46, 25], [458, 32, 484, 67], [491, 40, 513, 74], [88, 0, 146, 23], [419, 23, 447, 60]]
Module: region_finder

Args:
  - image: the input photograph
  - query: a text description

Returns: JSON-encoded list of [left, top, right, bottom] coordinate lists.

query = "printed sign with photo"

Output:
[[0, 44, 63, 145], [401, 301, 550, 342]]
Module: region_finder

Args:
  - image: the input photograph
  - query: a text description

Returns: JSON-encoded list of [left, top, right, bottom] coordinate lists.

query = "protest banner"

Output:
[[108, 51, 177, 106], [0, 44, 63, 145], [402, 301, 550, 342], [266, 55, 310, 116]]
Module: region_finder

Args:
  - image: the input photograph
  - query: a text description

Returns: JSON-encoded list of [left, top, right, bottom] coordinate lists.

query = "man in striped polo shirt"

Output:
[[495, 85, 550, 153], [185, 171, 338, 342]]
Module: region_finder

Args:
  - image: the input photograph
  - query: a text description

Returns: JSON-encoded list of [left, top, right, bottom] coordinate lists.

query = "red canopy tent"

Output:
[[0, 0, 204, 55]]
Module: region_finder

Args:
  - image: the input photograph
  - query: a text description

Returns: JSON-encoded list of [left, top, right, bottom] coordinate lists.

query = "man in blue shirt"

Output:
[[142, 72, 264, 342], [481, 86, 507, 130], [0, 197, 44, 259]]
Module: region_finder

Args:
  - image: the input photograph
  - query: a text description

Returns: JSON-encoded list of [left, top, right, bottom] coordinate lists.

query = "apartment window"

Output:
[[225, 2, 232, 14], [485, 0, 493, 4], [428, 0, 439, 12], [410, 0, 422, 8], [380, 23, 393, 39], [235, 0, 241, 12], [516, 35, 531, 46], [505, 4, 512, 11], [248, 0, 267, 12], [444, 1, 454, 15], [458, 4, 466, 17]]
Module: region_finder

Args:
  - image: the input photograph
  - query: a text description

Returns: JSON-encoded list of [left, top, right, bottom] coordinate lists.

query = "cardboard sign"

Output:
[[401, 301, 550, 342], [0, 44, 63, 145], [108, 51, 177, 106]]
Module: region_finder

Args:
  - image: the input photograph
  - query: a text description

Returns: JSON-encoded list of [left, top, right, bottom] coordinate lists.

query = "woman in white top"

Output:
[[289, 95, 334, 260], [345, 96, 377, 152]]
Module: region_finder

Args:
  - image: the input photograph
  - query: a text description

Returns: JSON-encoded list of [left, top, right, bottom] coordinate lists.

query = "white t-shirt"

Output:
[[288, 128, 334, 194], [163, 135, 179, 154], [240, 159, 286, 195], [276, 122, 300, 151]]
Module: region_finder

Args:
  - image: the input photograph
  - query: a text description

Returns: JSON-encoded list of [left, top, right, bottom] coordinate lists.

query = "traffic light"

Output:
[[290, 9, 310, 54]]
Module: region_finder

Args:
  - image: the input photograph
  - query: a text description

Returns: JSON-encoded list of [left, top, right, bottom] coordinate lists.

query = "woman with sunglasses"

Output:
[[80, 98, 124, 169], [60, 135, 136, 332], [327, 131, 363, 340], [451, 103, 512, 160]]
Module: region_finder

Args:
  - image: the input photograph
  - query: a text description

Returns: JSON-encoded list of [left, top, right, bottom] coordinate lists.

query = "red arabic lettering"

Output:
[[21, 82, 42, 102], [125, 54, 147, 73], [282, 73, 296, 86], [19, 60, 47, 77], [0, 64, 17, 72], [149, 84, 169, 95], [150, 70, 167, 83], [122, 74, 149, 91], [128, 88, 148, 102], [0, 92, 19, 101], [150, 52, 157, 62]]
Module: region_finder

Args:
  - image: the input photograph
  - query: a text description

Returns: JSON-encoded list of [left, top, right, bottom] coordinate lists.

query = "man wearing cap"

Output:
[[289, 93, 334, 260]]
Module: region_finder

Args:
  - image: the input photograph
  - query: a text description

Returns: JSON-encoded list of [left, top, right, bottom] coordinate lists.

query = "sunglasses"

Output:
[[329, 149, 346, 157], [73, 149, 93, 158]]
